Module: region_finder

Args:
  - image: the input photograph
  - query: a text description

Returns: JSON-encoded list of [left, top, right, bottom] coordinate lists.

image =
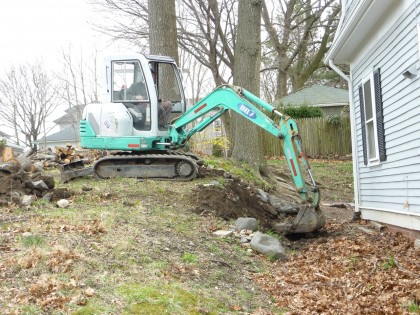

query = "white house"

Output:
[[325, 0, 420, 235], [35, 105, 85, 149]]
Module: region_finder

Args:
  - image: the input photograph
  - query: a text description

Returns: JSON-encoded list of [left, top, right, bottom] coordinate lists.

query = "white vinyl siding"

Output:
[[352, 1, 420, 215]]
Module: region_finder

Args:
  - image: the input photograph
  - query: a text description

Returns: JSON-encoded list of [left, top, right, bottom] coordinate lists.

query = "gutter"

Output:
[[328, 60, 360, 216]]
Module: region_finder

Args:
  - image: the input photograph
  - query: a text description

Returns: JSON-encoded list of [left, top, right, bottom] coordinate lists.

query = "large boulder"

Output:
[[250, 232, 287, 260]]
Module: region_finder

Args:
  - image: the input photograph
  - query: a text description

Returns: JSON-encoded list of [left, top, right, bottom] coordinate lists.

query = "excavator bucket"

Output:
[[291, 204, 326, 233], [59, 160, 93, 183]]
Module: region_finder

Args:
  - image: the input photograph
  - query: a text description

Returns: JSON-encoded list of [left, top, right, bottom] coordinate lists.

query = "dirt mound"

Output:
[[190, 176, 282, 230]]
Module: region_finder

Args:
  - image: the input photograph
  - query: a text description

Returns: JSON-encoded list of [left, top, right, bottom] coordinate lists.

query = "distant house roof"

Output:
[[53, 105, 85, 124], [0, 131, 24, 152], [0, 131, 10, 138], [277, 85, 349, 107], [35, 127, 79, 143]]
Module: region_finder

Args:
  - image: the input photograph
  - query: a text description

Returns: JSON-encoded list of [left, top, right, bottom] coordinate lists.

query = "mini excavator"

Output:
[[64, 53, 320, 211]]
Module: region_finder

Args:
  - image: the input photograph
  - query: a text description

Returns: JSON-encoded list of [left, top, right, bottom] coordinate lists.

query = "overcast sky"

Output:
[[0, 0, 123, 68]]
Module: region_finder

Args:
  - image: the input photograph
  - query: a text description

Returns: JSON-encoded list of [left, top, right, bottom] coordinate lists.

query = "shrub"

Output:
[[278, 105, 323, 118], [327, 114, 344, 126]]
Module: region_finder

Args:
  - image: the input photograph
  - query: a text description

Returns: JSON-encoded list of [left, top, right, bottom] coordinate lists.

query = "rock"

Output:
[[0, 161, 21, 174], [22, 147, 35, 157], [276, 181, 296, 192], [43, 192, 53, 202], [250, 232, 287, 260], [223, 172, 233, 179], [268, 195, 299, 214], [32, 162, 44, 172], [11, 191, 21, 204], [202, 180, 220, 187], [212, 230, 233, 237], [21, 195, 36, 206], [356, 226, 376, 235], [257, 189, 269, 203], [57, 199, 70, 208], [32, 180, 49, 190], [414, 239, 420, 250], [370, 221, 385, 231], [38, 175, 55, 189], [289, 205, 326, 233], [322, 202, 347, 208], [272, 223, 293, 233], [22, 232, 32, 237], [235, 217, 258, 231], [16, 156, 32, 172], [275, 176, 287, 183], [82, 185, 93, 191]]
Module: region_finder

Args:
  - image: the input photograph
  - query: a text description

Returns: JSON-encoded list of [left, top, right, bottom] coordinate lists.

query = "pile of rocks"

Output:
[[0, 159, 56, 207], [0, 146, 72, 207], [213, 217, 288, 260]]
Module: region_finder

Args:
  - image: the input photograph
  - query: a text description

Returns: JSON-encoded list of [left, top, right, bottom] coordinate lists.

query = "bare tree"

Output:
[[45, 46, 102, 147], [261, 0, 341, 98], [55, 46, 100, 131], [90, 0, 341, 100], [231, 0, 265, 170], [179, 50, 214, 104], [148, 0, 179, 63], [90, 0, 237, 86], [89, 0, 149, 49], [177, 0, 237, 85], [0, 63, 59, 149]]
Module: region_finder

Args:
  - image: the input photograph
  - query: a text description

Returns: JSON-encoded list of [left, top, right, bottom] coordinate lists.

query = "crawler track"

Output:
[[93, 154, 199, 181]]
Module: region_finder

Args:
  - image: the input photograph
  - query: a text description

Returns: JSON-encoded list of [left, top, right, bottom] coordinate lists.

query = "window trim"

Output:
[[111, 59, 150, 103], [361, 72, 380, 166]]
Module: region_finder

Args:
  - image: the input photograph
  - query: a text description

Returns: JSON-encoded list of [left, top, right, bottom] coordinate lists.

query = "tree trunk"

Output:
[[148, 0, 179, 64], [231, 0, 265, 170]]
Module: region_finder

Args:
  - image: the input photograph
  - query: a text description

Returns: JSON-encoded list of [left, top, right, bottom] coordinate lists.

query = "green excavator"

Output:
[[63, 53, 320, 216]]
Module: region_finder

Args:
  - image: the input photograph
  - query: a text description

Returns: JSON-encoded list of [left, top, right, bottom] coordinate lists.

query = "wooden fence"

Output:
[[263, 117, 352, 157]]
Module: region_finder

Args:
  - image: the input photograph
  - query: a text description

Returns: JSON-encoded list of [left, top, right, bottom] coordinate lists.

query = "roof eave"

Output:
[[325, 0, 394, 64]]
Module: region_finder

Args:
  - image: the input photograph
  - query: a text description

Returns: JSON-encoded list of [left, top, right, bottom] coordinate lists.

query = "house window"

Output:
[[358, 68, 386, 166], [362, 76, 378, 161]]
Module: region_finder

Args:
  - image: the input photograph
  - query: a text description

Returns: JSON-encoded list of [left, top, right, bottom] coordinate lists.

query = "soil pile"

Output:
[[191, 177, 278, 229]]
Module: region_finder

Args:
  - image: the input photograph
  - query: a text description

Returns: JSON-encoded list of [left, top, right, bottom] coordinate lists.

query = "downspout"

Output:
[[329, 60, 360, 217]]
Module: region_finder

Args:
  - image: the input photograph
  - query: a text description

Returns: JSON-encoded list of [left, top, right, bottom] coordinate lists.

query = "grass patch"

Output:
[[72, 304, 106, 315], [21, 235, 45, 248], [204, 157, 272, 190], [181, 252, 199, 264], [117, 283, 226, 314], [407, 301, 419, 313], [382, 256, 397, 270]]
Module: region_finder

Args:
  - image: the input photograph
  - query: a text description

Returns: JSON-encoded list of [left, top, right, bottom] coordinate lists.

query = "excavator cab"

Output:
[[81, 54, 187, 151]]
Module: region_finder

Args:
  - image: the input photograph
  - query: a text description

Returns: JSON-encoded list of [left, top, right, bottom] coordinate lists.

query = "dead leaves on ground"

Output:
[[254, 222, 420, 314]]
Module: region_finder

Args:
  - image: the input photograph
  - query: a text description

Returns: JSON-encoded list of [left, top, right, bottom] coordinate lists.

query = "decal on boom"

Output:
[[238, 103, 256, 119]]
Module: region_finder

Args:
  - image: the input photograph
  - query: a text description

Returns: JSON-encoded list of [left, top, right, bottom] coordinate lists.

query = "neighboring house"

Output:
[[0, 131, 24, 154], [35, 105, 85, 149], [325, 0, 420, 235], [276, 85, 349, 117]]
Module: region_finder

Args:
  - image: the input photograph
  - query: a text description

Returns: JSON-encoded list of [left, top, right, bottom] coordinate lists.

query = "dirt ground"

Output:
[[0, 159, 419, 314], [189, 164, 419, 314], [191, 163, 355, 230]]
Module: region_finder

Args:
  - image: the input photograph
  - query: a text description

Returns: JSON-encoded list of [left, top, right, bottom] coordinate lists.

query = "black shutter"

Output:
[[358, 85, 368, 166], [373, 68, 386, 162]]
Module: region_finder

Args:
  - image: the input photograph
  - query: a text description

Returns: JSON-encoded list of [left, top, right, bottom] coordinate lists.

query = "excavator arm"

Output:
[[168, 85, 320, 209]]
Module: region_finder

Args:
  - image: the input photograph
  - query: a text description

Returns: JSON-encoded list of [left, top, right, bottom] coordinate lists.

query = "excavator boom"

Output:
[[167, 84, 320, 209]]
